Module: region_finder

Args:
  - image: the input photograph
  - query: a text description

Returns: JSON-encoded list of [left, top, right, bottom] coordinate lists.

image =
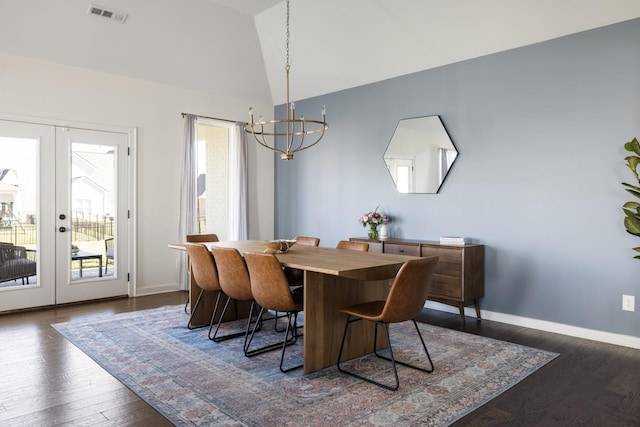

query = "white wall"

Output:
[[0, 52, 275, 295]]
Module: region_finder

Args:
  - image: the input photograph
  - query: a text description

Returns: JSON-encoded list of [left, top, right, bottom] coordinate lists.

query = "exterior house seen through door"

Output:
[[0, 118, 135, 312]]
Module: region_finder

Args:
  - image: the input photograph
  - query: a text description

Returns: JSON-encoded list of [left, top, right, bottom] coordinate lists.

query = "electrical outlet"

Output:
[[622, 295, 635, 312]]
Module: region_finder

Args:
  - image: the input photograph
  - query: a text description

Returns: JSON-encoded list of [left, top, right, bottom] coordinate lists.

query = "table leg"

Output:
[[79, 260, 83, 277], [98, 258, 103, 277]]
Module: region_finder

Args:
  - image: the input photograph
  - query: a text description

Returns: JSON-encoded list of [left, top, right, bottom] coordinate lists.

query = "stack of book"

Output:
[[439, 236, 468, 245]]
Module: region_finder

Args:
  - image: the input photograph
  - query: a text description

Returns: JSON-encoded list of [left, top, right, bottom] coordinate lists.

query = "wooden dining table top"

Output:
[[169, 240, 420, 280]]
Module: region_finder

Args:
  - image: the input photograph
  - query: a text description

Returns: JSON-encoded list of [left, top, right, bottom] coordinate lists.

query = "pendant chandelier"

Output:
[[246, 0, 328, 160]]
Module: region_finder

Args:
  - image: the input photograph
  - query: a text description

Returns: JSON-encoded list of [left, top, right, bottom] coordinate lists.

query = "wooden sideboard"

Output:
[[350, 237, 484, 325]]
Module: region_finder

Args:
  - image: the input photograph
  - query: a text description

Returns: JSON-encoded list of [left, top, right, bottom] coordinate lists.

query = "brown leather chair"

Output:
[[209, 246, 257, 344], [187, 233, 219, 243], [184, 243, 223, 331], [294, 236, 320, 246], [337, 256, 439, 390], [184, 234, 219, 312], [104, 237, 114, 275], [336, 240, 369, 251], [244, 251, 303, 372], [285, 236, 320, 286]]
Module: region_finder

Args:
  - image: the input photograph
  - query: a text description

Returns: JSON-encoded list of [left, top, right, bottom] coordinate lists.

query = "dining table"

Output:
[[169, 240, 420, 374]]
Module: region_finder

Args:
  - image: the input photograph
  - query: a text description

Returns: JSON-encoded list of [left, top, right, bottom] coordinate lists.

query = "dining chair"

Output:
[[336, 240, 369, 252], [336, 256, 439, 390], [184, 243, 223, 332], [103, 237, 114, 276], [184, 233, 219, 312], [294, 236, 320, 246], [187, 233, 219, 243], [244, 251, 303, 372], [209, 246, 258, 343], [284, 235, 320, 287]]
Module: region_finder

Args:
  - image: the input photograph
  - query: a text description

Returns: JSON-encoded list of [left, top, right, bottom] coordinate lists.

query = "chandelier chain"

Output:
[[285, 0, 290, 72]]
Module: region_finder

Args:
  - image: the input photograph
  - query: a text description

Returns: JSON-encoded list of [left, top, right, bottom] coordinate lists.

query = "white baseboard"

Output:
[[425, 301, 640, 350], [134, 283, 182, 297]]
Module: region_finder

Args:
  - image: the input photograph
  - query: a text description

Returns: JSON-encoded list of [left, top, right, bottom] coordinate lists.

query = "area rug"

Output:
[[52, 305, 558, 426]]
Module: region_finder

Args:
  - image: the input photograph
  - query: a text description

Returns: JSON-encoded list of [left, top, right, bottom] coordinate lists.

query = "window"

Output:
[[195, 122, 230, 240]]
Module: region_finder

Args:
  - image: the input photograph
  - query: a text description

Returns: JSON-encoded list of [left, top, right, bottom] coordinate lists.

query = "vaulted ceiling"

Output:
[[1, 0, 640, 106]]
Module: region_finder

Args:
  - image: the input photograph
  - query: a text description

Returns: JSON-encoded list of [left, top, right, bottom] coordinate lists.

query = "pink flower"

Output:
[[359, 207, 390, 228]]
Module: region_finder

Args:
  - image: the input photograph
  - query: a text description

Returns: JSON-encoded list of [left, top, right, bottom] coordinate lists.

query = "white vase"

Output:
[[379, 224, 389, 239]]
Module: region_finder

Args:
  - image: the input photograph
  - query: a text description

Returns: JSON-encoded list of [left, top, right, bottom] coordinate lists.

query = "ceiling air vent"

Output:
[[87, 4, 128, 24]]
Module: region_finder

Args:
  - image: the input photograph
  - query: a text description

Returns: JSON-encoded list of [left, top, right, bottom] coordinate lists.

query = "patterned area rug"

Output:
[[52, 305, 557, 426]]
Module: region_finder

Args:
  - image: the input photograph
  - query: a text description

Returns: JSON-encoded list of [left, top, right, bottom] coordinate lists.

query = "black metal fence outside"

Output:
[[0, 219, 114, 246]]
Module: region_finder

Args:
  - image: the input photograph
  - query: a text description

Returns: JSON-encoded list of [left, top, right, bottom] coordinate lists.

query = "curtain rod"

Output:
[[180, 112, 239, 124]]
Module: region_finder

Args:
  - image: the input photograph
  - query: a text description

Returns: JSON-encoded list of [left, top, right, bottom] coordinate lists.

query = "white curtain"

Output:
[[229, 122, 248, 240], [178, 114, 197, 290]]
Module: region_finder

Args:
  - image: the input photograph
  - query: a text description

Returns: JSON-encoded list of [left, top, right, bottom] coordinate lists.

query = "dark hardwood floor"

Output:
[[0, 292, 638, 426], [414, 311, 640, 426]]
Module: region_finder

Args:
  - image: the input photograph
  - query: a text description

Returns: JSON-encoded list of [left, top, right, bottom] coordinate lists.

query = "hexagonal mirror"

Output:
[[383, 115, 458, 193]]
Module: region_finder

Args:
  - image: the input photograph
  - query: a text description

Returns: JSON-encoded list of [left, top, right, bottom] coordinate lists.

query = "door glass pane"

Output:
[[0, 137, 38, 289], [70, 142, 115, 281]]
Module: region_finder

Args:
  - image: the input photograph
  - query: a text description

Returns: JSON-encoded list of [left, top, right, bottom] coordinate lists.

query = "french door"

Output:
[[0, 119, 132, 311]]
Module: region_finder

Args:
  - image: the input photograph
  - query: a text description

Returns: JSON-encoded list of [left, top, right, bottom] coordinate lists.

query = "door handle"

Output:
[[59, 227, 67, 232]]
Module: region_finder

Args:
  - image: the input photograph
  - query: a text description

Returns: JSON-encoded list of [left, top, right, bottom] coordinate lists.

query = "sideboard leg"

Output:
[[474, 299, 481, 320], [458, 306, 466, 326]]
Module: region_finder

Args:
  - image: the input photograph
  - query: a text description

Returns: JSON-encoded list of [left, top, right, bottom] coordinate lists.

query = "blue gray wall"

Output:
[[274, 19, 640, 337]]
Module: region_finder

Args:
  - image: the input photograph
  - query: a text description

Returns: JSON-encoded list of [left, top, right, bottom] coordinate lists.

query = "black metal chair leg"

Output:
[[337, 317, 433, 391], [374, 320, 434, 374], [188, 289, 221, 330], [244, 307, 299, 358], [210, 297, 257, 342], [280, 312, 303, 373], [272, 311, 287, 332]]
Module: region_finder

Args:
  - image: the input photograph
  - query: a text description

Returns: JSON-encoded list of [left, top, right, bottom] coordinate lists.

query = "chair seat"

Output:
[[339, 300, 385, 320]]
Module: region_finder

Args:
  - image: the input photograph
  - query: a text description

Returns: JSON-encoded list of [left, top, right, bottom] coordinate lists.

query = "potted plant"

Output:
[[622, 137, 640, 259]]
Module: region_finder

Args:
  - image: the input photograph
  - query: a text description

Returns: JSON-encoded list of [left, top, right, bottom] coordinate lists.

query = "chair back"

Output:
[[210, 247, 253, 301], [187, 233, 219, 243], [378, 256, 439, 323], [184, 243, 221, 292], [244, 252, 302, 313], [336, 240, 369, 252], [294, 236, 320, 247]]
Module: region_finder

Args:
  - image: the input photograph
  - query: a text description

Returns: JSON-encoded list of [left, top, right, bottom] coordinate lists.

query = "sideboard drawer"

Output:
[[421, 246, 462, 277], [383, 243, 420, 256], [421, 246, 461, 263], [429, 275, 463, 299]]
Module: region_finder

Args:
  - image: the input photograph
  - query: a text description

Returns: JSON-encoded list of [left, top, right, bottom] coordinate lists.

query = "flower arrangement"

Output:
[[359, 207, 389, 239]]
